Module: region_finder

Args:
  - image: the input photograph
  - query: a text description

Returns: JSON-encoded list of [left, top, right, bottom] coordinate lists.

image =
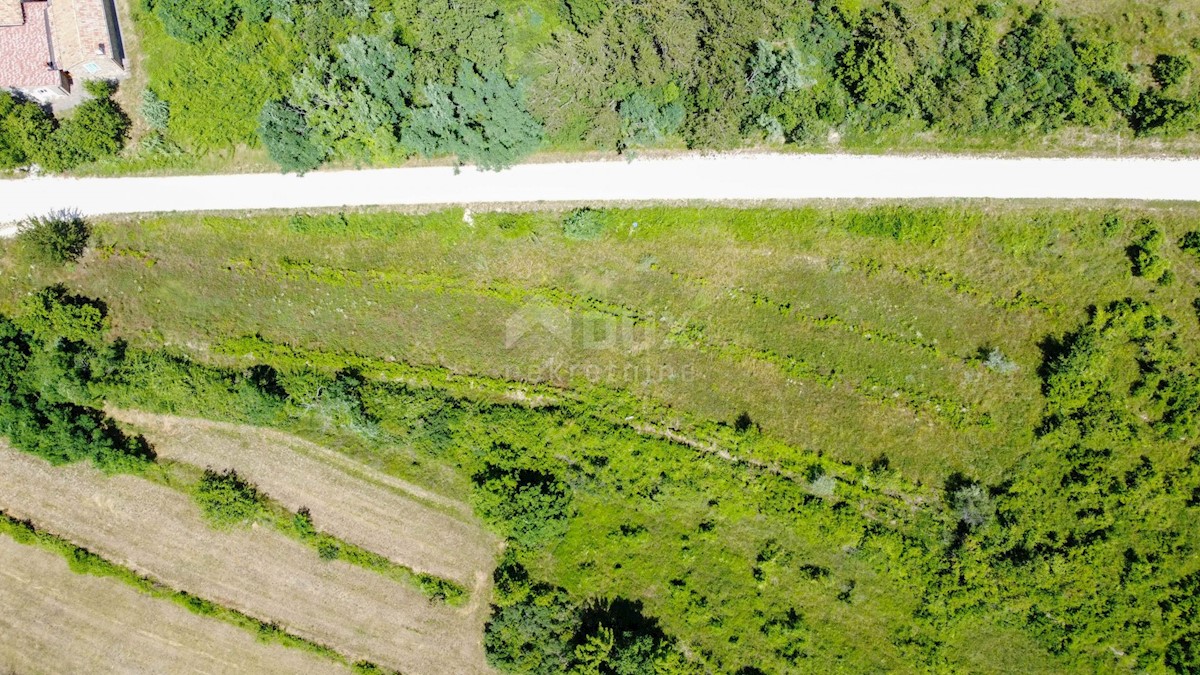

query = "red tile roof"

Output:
[[53, 0, 120, 72], [0, 1, 62, 88]]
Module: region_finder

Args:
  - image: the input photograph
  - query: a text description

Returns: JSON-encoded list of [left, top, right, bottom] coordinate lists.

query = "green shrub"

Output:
[[0, 92, 54, 170], [17, 285, 106, 344], [840, 206, 957, 244], [406, 63, 543, 171], [1152, 54, 1191, 89], [152, 0, 238, 43], [141, 89, 171, 131], [562, 208, 606, 240], [618, 91, 684, 150], [1181, 231, 1200, 261], [258, 100, 325, 175], [950, 483, 993, 528], [472, 443, 572, 549], [16, 212, 91, 264], [317, 539, 341, 560], [193, 468, 268, 527], [1128, 224, 1172, 283], [49, 88, 130, 170]]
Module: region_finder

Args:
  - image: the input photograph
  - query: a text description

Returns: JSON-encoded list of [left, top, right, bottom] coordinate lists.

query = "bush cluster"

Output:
[[0, 83, 129, 173]]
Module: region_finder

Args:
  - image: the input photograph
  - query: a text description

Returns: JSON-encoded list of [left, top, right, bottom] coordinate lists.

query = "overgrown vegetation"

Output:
[[0, 83, 130, 173], [3, 204, 1199, 671], [128, 0, 1200, 173], [0, 288, 152, 474], [0, 290, 467, 604]]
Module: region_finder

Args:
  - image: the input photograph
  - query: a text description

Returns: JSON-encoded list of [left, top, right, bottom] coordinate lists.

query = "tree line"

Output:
[[133, 0, 1199, 173]]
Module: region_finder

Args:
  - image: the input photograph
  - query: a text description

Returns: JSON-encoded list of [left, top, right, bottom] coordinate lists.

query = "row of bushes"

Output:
[[194, 468, 467, 603], [0, 510, 386, 671]]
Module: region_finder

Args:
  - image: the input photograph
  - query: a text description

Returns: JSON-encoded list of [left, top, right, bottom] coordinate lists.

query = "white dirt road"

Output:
[[1, 153, 1198, 228]]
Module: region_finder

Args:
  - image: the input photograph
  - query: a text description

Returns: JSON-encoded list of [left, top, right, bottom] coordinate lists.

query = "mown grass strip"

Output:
[[148, 460, 468, 605], [0, 510, 392, 674]]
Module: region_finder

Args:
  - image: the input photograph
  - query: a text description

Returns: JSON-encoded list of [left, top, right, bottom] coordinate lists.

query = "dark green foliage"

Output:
[[289, 34, 416, 163], [140, 0, 1200, 170], [151, 0, 238, 43], [406, 63, 543, 170], [1, 398, 155, 472], [193, 468, 268, 527], [16, 212, 91, 264], [0, 85, 129, 172], [52, 95, 131, 169], [562, 208, 606, 240], [1153, 54, 1191, 89], [1180, 231, 1200, 261], [0, 301, 153, 474], [563, 0, 607, 30], [16, 285, 107, 345], [485, 553, 679, 674], [1129, 224, 1172, 284], [84, 79, 119, 100], [838, 2, 921, 108], [472, 443, 572, 548], [258, 100, 325, 174], [0, 92, 54, 170], [951, 301, 1200, 667], [992, 9, 1081, 130], [1131, 91, 1199, 135]]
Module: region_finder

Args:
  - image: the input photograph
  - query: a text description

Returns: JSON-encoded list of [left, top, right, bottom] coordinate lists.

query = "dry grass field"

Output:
[[0, 445, 495, 674], [0, 536, 347, 675], [112, 409, 499, 588]]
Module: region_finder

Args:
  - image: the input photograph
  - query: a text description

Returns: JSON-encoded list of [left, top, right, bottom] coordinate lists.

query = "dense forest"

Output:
[[3, 205, 1199, 671], [119, 0, 1200, 172]]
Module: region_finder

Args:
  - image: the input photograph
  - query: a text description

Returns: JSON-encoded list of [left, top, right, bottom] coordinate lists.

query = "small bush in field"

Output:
[[562, 209, 606, 240], [194, 468, 268, 527], [16, 211, 90, 264], [951, 484, 994, 529], [1129, 226, 1171, 285], [982, 348, 1018, 374], [1181, 231, 1200, 261]]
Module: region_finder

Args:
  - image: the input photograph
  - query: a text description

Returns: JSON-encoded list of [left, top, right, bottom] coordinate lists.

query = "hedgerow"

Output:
[[0, 510, 377, 668]]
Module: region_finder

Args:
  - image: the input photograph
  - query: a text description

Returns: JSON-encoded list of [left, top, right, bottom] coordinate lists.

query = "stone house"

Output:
[[0, 0, 124, 103]]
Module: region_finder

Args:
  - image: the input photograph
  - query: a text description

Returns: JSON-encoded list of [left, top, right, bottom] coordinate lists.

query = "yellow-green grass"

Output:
[[4, 202, 1198, 490]]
